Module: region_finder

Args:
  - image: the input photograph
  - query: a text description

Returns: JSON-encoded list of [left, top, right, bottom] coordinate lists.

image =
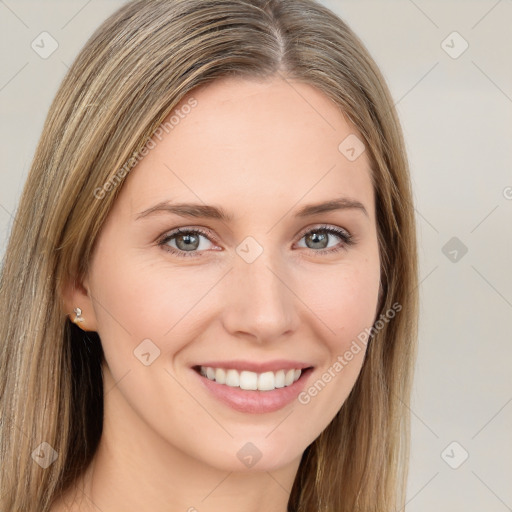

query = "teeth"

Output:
[[215, 368, 226, 384], [275, 370, 285, 388], [285, 369, 295, 386], [240, 371, 258, 390], [225, 369, 239, 387], [258, 371, 275, 391], [199, 366, 304, 391]]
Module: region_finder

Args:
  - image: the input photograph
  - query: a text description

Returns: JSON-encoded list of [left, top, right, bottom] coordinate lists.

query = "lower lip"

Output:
[[193, 368, 313, 414]]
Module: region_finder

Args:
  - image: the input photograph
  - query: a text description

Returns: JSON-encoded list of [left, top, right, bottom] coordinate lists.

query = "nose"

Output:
[[221, 246, 300, 344]]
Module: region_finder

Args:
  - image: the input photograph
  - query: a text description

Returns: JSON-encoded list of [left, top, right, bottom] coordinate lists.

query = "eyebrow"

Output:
[[135, 197, 368, 222]]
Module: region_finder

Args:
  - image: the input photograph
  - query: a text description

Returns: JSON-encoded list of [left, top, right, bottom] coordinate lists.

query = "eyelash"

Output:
[[158, 224, 355, 259]]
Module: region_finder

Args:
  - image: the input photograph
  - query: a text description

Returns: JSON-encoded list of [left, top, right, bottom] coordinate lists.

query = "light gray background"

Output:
[[1, 1, 511, 510]]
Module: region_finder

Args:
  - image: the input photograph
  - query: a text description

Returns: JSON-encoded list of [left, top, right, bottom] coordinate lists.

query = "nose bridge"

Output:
[[222, 241, 299, 341]]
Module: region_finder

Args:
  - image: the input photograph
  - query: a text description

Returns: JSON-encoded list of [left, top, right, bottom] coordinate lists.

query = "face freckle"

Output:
[[82, 76, 381, 475]]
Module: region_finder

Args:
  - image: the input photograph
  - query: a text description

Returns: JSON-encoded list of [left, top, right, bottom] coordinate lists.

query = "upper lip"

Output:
[[193, 360, 313, 373]]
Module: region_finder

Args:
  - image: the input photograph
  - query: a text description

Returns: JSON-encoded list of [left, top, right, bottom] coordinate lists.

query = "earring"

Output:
[[72, 307, 85, 325]]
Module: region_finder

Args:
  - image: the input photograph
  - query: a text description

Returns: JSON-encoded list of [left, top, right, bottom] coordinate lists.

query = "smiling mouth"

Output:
[[193, 365, 313, 392]]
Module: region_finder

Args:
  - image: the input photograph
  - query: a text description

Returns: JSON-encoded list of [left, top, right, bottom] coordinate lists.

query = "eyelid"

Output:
[[295, 223, 351, 240]]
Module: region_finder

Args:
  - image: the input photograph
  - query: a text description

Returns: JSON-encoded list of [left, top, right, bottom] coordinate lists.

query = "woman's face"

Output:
[[77, 76, 380, 473]]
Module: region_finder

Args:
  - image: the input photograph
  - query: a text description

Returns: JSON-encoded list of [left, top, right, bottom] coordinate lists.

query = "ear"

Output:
[[61, 274, 98, 332]]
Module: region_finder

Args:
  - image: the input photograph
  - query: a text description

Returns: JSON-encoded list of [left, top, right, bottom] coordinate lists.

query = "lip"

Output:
[[193, 359, 312, 373], [192, 365, 314, 414]]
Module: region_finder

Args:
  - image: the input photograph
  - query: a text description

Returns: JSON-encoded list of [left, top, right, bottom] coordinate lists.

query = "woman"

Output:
[[0, 0, 418, 510]]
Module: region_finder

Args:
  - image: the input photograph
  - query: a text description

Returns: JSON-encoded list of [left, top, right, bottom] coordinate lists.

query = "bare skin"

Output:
[[56, 76, 381, 511]]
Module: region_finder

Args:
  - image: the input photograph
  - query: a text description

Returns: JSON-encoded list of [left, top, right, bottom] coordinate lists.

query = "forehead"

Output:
[[121, 76, 374, 220]]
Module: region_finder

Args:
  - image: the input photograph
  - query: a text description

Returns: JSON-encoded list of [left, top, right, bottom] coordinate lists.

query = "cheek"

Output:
[[89, 244, 208, 336], [292, 257, 380, 424], [300, 256, 381, 348]]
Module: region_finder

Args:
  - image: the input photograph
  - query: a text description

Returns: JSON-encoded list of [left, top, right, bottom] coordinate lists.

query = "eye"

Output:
[[296, 225, 354, 255], [158, 228, 217, 258]]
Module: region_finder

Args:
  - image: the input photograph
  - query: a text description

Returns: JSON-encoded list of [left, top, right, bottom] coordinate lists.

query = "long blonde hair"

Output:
[[0, 1, 418, 510]]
